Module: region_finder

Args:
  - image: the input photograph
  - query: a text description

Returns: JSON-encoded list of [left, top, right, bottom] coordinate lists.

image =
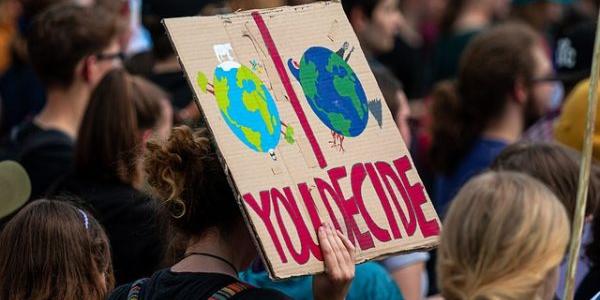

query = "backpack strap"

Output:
[[127, 278, 150, 300], [208, 282, 254, 300]]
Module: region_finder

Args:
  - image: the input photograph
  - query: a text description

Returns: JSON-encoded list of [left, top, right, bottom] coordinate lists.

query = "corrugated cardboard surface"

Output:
[[164, 1, 441, 279]]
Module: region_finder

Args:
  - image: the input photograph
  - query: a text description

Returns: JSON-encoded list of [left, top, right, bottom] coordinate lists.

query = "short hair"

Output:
[[75, 69, 165, 186], [0, 200, 113, 300], [342, 0, 382, 20], [491, 142, 599, 220], [429, 23, 540, 174], [27, 3, 121, 88], [438, 171, 569, 300]]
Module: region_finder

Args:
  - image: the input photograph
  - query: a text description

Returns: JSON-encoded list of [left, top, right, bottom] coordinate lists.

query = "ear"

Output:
[[141, 129, 153, 145], [512, 77, 528, 105], [80, 55, 96, 84]]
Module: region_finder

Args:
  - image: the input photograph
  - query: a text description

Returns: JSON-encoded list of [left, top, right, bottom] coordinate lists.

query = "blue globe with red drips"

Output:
[[288, 46, 368, 137]]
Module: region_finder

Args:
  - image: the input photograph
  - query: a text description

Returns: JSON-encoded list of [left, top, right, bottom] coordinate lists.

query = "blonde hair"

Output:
[[437, 171, 570, 300]]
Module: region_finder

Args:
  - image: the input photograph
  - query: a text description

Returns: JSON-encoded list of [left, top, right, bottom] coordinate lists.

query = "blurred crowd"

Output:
[[0, 0, 600, 299]]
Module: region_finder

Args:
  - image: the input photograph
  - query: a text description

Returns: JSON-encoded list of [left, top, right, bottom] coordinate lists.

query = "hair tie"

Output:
[[78, 209, 89, 230]]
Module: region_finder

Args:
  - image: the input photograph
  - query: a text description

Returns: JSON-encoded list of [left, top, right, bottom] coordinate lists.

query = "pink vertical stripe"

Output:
[[251, 11, 327, 169]]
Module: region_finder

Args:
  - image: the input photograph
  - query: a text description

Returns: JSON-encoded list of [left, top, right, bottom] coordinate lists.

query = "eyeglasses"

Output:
[[532, 74, 560, 83], [95, 52, 125, 62]]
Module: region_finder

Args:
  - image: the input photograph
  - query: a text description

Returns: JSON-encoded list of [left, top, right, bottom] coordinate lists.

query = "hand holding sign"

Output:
[[313, 222, 355, 300]]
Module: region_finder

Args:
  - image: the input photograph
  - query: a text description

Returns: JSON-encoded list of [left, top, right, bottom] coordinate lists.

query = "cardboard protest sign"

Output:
[[163, 1, 441, 279]]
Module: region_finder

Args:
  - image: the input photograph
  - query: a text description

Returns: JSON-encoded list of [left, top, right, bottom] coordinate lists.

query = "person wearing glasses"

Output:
[[4, 3, 124, 202], [428, 22, 556, 216]]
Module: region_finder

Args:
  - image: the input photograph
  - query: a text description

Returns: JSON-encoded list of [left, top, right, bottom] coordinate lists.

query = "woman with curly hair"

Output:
[[109, 126, 356, 300]]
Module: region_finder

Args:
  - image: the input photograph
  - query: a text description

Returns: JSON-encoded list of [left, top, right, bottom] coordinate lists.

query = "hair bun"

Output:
[[145, 126, 211, 210]]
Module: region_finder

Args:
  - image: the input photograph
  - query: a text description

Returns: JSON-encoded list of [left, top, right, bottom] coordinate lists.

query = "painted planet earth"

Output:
[[288, 46, 368, 137], [213, 61, 281, 152]]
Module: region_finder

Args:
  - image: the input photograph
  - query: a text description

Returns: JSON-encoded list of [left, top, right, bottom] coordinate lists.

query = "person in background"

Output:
[[429, 22, 554, 214], [554, 11, 596, 95], [490, 142, 599, 296], [438, 171, 569, 300], [94, 0, 133, 47], [342, 0, 401, 68], [0, 200, 114, 300], [3, 3, 122, 200], [50, 69, 171, 285], [430, 0, 510, 83], [373, 66, 411, 146], [109, 126, 356, 300], [0, 0, 70, 136], [126, 0, 227, 125], [511, 0, 572, 37], [228, 0, 283, 9], [555, 78, 600, 162]]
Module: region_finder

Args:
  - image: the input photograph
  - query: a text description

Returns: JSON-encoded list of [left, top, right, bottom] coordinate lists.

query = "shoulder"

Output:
[[382, 252, 430, 271], [348, 262, 404, 300], [107, 283, 132, 300], [108, 271, 167, 300], [233, 287, 292, 300], [16, 124, 73, 159], [92, 186, 160, 227]]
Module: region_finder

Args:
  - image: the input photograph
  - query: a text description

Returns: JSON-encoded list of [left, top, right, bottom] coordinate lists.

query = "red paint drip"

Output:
[[251, 11, 327, 168]]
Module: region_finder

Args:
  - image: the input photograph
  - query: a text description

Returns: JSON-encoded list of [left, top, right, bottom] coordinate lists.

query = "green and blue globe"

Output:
[[288, 46, 368, 137], [213, 62, 281, 152]]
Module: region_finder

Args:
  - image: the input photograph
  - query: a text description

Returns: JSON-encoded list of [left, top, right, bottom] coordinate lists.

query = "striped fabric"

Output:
[[208, 282, 253, 300]]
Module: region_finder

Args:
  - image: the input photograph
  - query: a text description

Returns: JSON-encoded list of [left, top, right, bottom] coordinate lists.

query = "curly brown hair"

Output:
[[144, 126, 241, 237]]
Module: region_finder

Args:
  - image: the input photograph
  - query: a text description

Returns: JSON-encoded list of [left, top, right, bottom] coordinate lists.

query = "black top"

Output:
[[52, 175, 165, 285], [109, 269, 291, 300], [124, 52, 192, 110], [149, 71, 193, 110], [7, 121, 73, 200], [575, 266, 600, 300], [0, 57, 46, 136]]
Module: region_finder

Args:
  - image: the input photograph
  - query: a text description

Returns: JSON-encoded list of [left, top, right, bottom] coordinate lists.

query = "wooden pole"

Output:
[[562, 8, 600, 300]]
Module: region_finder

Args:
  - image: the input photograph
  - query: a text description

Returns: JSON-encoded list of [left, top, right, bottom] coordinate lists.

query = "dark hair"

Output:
[[144, 15, 174, 61], [75, 69, 165, 186], [27, 3, 121, 88], [589, 203, 600, 267], [373, 66, 404, 117], [342, 0, 382, 20], [440, 0, 466, 33], [20, 0, 69, 21], [491, 142, 599, 220], [0, 200, 113, 300], [429, 23, 539, 174], [144, 126, 241, 237], [142, 0, 214, 61]]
